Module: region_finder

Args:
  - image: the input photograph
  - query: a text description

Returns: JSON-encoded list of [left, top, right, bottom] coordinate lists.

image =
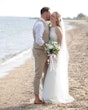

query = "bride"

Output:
[[42, 12, 74, 104]]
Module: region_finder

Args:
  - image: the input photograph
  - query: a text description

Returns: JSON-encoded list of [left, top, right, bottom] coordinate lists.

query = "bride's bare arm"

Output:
[[55, 27, 62, 44]]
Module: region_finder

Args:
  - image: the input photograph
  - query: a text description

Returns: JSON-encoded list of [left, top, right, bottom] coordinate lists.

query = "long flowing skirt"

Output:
[[42, 54, 74, 104]]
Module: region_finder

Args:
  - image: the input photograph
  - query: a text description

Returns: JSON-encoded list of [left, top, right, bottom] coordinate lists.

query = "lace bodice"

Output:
[[50, 27, 57, 41]]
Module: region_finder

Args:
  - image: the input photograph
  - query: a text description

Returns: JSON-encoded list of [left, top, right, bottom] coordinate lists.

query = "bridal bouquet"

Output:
[[44, 41, 60, 70], [44, 40, 60, 56]]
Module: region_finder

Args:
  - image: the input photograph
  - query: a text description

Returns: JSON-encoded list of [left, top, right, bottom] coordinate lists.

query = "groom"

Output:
[[33, 7, 51, 104]]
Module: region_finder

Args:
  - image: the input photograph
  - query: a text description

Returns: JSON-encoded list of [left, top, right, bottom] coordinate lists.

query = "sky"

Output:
[[0, 0, 88, 18]]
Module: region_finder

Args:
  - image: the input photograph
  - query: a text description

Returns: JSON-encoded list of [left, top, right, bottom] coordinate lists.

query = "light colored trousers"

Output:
[[33, 48, 48, 95]]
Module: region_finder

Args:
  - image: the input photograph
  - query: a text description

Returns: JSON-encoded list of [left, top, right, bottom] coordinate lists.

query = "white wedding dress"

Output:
[[42, 26, 74, 104]]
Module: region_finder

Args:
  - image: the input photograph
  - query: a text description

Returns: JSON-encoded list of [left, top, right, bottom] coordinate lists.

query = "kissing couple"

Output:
[[32, 7, 74, 104]]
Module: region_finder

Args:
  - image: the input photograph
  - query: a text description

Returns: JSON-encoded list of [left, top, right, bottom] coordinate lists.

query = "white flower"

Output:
[[44, 40, 60, 56]]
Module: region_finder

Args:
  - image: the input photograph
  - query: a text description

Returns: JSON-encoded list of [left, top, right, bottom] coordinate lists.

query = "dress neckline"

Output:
[[51, 26, 57, 28], [51, 27, 56, 30]]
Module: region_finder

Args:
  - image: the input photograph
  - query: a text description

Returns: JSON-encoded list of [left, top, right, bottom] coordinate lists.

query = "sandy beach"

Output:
[[0, 20, 88, 110]]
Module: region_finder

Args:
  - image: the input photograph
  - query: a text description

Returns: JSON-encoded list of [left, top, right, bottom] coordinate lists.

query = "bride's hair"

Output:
[[54, 12, 62, 30]]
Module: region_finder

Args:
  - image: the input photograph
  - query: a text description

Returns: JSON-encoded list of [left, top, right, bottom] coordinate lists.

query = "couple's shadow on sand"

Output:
[[0, 103, 51, 110]]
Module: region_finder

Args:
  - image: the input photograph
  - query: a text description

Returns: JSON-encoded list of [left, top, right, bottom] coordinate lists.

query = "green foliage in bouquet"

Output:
[[44, 40, 60, 56]]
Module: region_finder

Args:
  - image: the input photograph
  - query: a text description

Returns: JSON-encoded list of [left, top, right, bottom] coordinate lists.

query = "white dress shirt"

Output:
[[33, 18, 45, 46]]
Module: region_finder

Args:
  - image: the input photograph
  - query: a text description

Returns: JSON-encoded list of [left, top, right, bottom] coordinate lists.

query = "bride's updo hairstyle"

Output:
[[55, 12, 62, 30]]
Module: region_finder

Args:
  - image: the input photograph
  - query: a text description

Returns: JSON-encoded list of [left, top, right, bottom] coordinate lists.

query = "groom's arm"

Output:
[[34, 22, 45, 46]]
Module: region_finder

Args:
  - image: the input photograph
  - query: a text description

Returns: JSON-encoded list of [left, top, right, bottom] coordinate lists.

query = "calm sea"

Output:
[[0, 17, 69, 77], [0, 17, 36, 63]]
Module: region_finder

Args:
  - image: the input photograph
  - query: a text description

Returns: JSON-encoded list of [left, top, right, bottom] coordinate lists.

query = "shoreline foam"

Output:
[[0, 48, 32, 78]]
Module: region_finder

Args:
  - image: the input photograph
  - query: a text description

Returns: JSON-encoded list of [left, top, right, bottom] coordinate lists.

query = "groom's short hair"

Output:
[[40, 7, 50, 15]]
